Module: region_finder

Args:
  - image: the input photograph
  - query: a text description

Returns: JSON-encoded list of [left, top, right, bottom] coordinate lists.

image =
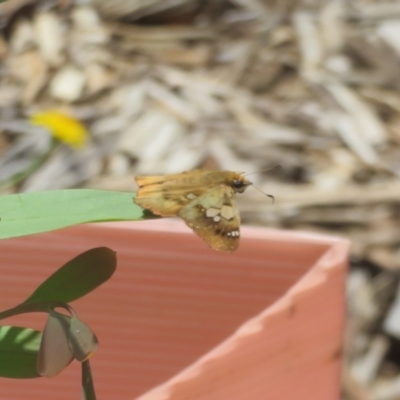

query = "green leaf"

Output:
[[0, 326, 42, 378], [69, 317, 98, 362], [0, 189, 152, 240], [37, 311, 74, 378], [23, 247, 117, 304]]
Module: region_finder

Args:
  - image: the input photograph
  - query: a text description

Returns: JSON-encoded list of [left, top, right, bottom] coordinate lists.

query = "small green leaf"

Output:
[[69, 317, 98, 362], [0, 326, 42, 378], [37, 311, 74, 378], [0, 189, 150, 240], [23, 247, 117, 304]]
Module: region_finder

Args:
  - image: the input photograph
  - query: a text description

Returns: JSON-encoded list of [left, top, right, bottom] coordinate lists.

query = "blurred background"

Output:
[[0, 0, 400, 398]]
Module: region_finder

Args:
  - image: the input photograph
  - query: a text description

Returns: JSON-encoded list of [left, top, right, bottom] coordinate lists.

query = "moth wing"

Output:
[[135, 175, 208, 217], [178, 186, 240, 252]]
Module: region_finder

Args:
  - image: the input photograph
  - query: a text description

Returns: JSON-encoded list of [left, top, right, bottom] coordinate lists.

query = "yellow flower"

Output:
[[30, 111, 88, 149]]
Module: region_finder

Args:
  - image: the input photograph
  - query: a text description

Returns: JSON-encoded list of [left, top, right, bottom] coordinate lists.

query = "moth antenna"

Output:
[[250, 183, 275, 204], [243, 165, 281, 177]]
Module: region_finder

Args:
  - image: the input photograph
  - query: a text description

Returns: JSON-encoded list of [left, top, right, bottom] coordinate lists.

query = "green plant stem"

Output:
[[0, 301, 73, 321]]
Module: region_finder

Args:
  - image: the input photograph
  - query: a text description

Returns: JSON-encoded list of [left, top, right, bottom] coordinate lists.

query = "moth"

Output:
[[134, 170, 253, 252]]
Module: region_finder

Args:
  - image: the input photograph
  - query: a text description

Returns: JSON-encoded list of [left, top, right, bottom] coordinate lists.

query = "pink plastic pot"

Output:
[[0, 220, 349, 400]]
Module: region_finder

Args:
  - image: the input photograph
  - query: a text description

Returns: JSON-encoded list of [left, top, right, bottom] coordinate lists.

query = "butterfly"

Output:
[[134, 170, 253, 252]]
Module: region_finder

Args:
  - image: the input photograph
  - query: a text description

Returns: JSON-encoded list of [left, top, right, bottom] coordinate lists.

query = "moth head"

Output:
[[231, 174, 252, 193]]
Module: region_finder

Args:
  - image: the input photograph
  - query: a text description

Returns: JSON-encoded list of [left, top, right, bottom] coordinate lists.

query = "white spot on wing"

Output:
[[187, 193, 196, 200], [221, 205, 235, 220], [213, 216, 221, 222], [227, 230, 239, 237]]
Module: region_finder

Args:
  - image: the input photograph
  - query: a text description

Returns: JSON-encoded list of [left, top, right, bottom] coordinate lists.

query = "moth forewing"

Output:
[[135, 173, 208, 216], [134, 178, 180, 216]]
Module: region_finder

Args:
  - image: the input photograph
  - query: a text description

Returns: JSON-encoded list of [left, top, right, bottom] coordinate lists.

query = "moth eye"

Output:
[[232, 179, 244, 189], [232, 178, 249, 193]]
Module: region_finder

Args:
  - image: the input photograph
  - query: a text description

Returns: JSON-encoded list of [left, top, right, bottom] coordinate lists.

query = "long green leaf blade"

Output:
[[0, 189, 146, 239]]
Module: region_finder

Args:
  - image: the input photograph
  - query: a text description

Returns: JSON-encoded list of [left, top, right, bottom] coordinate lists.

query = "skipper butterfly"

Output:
[[135, 170, 252, 252]]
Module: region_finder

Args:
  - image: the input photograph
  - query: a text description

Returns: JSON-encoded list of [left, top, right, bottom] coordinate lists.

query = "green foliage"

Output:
[[23, 247, 116, 304], [0, 187, 149, 397], [37, 311, 74, 378], [0, 326, 42, 378], [0, 247, 116, 382], [0, 189, 148, 239]]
